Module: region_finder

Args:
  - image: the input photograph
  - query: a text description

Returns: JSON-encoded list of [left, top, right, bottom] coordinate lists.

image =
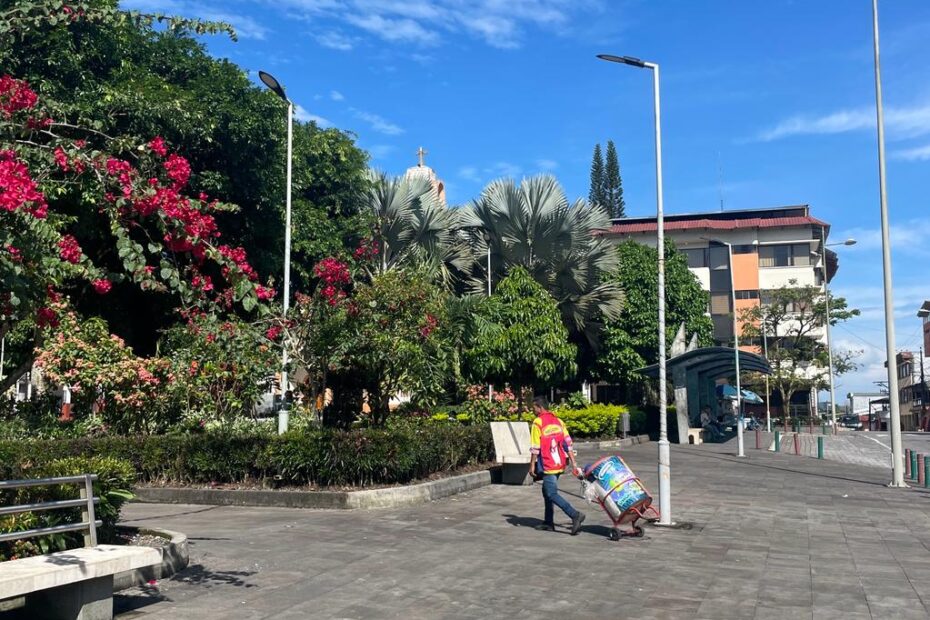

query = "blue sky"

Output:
[[122, 0, 930, 398]]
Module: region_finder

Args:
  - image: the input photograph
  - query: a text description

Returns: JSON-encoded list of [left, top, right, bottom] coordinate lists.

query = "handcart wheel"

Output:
[[608, 530, 620, 541]]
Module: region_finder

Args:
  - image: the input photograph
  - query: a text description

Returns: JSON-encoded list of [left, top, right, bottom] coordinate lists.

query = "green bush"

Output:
[[1, 456, 135, 561], [494, 404, 631, 439], [0, 425, 494, 489], [556, 404, 627, 438], [626, 406, 648, 435]]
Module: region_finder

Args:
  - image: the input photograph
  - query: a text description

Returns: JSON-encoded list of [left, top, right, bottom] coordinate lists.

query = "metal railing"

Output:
[[0, 474, 101, 547]]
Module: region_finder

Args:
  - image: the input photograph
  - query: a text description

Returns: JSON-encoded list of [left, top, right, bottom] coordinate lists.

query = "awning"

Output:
[[637, 346, 772, 379]]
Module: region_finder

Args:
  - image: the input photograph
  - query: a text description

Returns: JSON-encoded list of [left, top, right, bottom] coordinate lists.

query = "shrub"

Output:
[[1, 456, 135, 561], [494, 403, 632, 439], [0, 425, 494, 489]]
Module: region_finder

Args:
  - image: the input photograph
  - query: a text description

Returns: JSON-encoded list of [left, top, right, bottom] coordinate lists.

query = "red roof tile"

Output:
[[604, 215, 828, 235]]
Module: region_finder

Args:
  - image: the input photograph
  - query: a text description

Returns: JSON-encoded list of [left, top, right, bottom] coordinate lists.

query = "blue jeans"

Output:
[[542, 473, 578, 525]]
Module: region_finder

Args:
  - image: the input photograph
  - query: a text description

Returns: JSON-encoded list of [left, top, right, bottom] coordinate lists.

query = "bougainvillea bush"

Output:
[[0, 71, 272, 398]]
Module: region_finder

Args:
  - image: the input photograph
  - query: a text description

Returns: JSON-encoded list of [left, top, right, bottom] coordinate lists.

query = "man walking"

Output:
[[529, 400, 585, 534]]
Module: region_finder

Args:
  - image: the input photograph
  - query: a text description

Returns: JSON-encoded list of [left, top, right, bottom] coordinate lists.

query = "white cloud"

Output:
[[314, 30, 357, 50], [294, 104, 333, 127], [345, 13, 440, 45], [459, 166, 481, 182], [536, 158, 558, 170], [330, 90, 345, 101], [892, 144, 930, 161], [350, 108, 404, 135], [275, 0, 597, 50], [833, 219, 930, 258], [485, 161, 521, 177], [755, 103, 930, 142]]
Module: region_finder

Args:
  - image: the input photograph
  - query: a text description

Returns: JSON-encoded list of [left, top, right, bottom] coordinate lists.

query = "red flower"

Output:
[[0, 76, 38, 118], [164, 154, 191, 188], [4, 244, 21, 262], [58, 235, 82, 264], [53, 147, 69, 171], [36, 306, 59, 328], [92, 279, 112, 295], [265, 325, 283, 341], [0, 150, 48, 218], [148, 136, 168, 157], [255, 285, 274, 300]]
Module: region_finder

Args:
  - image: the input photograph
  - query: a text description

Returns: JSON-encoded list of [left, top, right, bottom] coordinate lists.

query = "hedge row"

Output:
[[495, 404, 647, 438], [0, 425, 494, 488]]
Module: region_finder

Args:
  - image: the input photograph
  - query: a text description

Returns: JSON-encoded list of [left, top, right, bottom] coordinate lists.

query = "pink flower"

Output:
[[255, 285, 274, 300], [0, 75, 38, 118], [266, 325, 282, 340], [58, 234, 82, 264], [164, 154, 190, 188], [92, 279, 112, 295], [148, 136, 168, 157], [53, 147, 69, 171]]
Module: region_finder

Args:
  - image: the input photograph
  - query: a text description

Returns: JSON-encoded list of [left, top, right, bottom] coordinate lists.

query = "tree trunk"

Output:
[[0, 356, 35, 396]]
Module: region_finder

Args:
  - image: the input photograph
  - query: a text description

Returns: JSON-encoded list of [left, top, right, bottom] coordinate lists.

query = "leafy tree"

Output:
[[588, 143, 606, 209], [464, 267, 577, 409], [739, 281, 859, 418], [363, 170, 469, 288], [1, 0, 369, 353], [460, 175, 623, 346], [595, 240, 713, 403], [604, 140, 625, 218]]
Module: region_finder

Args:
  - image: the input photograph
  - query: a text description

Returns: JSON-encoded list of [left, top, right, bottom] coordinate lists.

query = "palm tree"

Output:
[[459, 175, 623, 345], [363, 170, 470, 288]]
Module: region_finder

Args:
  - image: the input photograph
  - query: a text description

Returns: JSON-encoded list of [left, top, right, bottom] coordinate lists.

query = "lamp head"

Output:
[[596, 54, 647, 68], [843, 238, 857, 246], [258, 70, 288, 102]]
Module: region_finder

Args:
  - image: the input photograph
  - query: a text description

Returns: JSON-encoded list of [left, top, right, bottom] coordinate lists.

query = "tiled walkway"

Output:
[[105, 440, 930, 619]]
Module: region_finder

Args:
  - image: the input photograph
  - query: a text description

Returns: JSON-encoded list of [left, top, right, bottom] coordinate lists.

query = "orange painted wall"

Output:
[[731, 252, 759, 290]]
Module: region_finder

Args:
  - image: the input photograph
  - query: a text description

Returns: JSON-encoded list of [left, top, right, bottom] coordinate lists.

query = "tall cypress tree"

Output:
[[605, 140, 625, 218], [589, 143, 606, 209]]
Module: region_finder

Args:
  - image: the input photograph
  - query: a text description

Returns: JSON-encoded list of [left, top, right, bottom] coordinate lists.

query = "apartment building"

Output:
[[603, 205, 836, 415]]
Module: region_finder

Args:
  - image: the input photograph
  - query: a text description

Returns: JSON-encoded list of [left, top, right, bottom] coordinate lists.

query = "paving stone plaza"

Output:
[[113, 439, 930, 620]]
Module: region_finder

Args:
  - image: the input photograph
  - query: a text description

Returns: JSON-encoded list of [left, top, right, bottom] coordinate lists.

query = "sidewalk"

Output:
[[111, 439, 930, 620]]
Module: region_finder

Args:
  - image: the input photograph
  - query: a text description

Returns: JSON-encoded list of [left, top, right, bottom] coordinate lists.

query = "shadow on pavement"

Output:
[[113, 564, 258, 615]]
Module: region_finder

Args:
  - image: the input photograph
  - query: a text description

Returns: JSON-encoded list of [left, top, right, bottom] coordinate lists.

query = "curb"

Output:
[[132, 469, 492, 510], [576, 434, 651, 450], [113, 526, 189, 591]]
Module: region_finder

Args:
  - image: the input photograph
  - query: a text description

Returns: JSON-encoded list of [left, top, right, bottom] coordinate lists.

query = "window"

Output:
[[732, 244, 756, 254], [759, 243, 812, 267], [709, 269, 731, 292], [708, 246, 729, 270], [735, 290, 759, 300], [683, 248, 707, 268], [710, 293, 731, 314]]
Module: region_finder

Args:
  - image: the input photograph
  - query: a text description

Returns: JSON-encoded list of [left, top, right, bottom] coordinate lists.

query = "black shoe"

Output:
[[535, 523, 555, 532], [570, 512, 586, 535]]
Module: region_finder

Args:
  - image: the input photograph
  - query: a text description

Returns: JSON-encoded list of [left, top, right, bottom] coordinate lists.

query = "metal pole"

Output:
[[0, 336, 5, 384], [872, 0, 905, 486], [727, 242, 745, 457], [763, 319, 771, 432], [279, 101, 294, 435], [822, 227, 838, 435], [647, 62, 671, 525], [487, 241, 493, 402]]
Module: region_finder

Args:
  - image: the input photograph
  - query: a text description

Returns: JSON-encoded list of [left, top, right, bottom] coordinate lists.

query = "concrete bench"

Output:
[[0, 473, 161, 619], [490, 421, 532, 485], [0, 544, 161, 619], [687, 428, 704, 445]]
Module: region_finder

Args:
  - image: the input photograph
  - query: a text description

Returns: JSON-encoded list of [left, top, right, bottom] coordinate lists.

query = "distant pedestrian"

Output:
[[528, 399, 585, 535]]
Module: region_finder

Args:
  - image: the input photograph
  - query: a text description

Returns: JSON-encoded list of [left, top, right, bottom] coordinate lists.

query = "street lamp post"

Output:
[[259, 70, 294, 435], [597, 54, 671, 525], [821, 235, 857, 434], [483, 230, 493, 402], [870, 0, 905, 486], [762, 317, 771, 433]]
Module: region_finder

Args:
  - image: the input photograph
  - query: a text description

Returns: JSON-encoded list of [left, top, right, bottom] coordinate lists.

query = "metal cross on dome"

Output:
[[416, 146, 428, 166]]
